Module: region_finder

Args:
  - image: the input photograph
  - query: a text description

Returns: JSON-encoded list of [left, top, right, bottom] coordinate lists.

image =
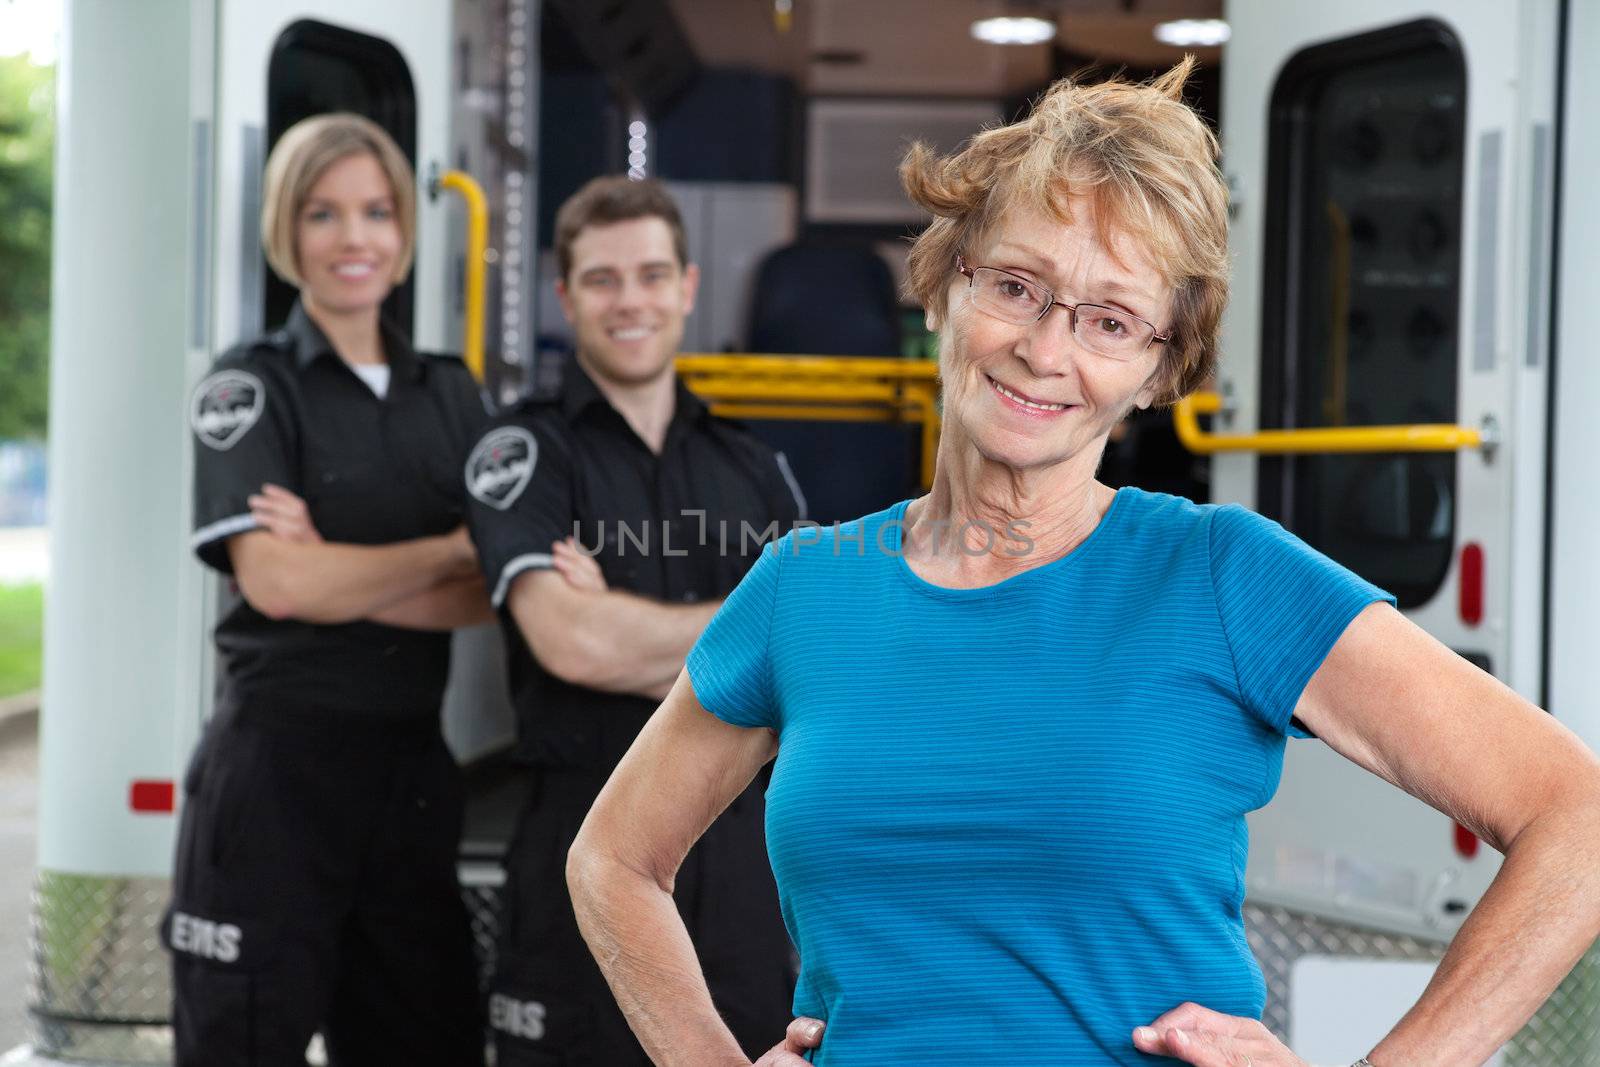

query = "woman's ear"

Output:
[[1132, 369, 1164, 411]]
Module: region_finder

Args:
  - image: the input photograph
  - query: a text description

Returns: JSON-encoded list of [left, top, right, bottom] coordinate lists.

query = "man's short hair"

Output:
[[260, 112, 416, 289], [554, 176, 689, 282]]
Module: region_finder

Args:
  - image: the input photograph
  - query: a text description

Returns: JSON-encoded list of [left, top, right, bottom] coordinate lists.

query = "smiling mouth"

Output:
[[988, 376, 1073, 412], [333, 262, 377, 278], [608, 325, 656, 342]]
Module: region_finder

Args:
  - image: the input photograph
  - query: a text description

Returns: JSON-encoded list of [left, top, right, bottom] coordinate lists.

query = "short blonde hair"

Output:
[[260, 112, 416, 288], [901, 58, 1229, 405]]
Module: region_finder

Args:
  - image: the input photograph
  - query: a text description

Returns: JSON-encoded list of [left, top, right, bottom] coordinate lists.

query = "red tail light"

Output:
[[1459, 543, 1484, 626], [129, 779, 175, 813]]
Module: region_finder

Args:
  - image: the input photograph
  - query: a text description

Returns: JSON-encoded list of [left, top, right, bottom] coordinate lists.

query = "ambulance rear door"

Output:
[[1215, 0, 1561, 1057]]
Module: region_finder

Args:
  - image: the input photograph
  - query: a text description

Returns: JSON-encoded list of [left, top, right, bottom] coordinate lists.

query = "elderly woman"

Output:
[[565, 62, 1600, 1067], [172, 113, 490, 1065]]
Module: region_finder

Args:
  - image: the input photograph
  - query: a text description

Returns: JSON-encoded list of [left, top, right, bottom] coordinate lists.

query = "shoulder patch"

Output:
[[191, 370, 265, 451], [465, 426, 538, 510]]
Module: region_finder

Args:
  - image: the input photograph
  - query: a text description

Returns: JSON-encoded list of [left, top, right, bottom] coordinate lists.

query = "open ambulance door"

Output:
[[1212, 1, 1584, 1061], [30, 4, 453, 1062]]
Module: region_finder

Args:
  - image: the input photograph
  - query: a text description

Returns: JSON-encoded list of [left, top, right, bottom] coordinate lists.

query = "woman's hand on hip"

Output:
[[1134, 1003, 1308, 1066], [752, 1017, 825, 1066], [248, 483, 322, 543]]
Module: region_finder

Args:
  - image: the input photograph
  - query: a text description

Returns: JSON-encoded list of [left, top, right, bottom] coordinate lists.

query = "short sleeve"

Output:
[[686, 537, 784, 729], [1209, 505, 1395, 735], [464, 415, 576, 607], [189, 354, 297, 575]]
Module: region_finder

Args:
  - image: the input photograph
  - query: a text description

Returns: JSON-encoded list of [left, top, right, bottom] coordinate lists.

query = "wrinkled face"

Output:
[[557, 217, 699, 388], [294, 152, 403, 316], [935, 198, 1172, 475]]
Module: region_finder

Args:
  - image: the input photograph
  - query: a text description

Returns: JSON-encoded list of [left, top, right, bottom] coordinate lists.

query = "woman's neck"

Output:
[[904, 434, 1116, 586], [302, 296, 386, 366]]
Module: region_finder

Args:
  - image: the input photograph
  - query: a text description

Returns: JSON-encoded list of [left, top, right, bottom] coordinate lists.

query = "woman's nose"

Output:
[[339, 213, 368, 246], [1016, 305, 1081, 376]]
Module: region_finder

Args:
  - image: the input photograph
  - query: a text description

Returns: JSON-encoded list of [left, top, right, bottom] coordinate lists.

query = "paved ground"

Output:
[[0, 525, 45, 1055], [0, 708, 38, 1052]]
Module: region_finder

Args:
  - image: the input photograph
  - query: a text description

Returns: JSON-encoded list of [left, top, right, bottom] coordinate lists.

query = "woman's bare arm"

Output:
[[1305, 603, 1600, 1065], [233, 483, 483, 626], [228, 526, 478, 623], [367, 572, 493, 630], [566, 672, 787, 1067], [1137, 602, 1600, 1067]]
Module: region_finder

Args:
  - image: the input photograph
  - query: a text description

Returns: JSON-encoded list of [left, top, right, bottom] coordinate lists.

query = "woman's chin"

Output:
[[952, 416, 1071, 469], [305, 288, 390, 318]]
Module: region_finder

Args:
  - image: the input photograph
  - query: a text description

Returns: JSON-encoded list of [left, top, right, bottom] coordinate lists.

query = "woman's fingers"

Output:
[[752, 1050, 813, 1067], [751, 1018, 824, 1066], [249, 485, 321, 543], [784, 1016, 825, 1050], [1133, 1014, 1300, 1067], [1145, 1002, 1237, 1035]]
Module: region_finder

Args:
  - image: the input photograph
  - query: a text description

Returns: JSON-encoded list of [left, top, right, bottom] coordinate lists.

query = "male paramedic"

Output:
[[463, 175, 805, 1066]]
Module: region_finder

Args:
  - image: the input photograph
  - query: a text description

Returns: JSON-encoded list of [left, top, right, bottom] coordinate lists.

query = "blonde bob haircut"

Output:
[[260, 112, 416, 289], [901, 57, 1229, 406]]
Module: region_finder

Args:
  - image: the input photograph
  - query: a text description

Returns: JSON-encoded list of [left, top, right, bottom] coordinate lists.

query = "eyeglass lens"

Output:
[[968, 267, 1152, 357]]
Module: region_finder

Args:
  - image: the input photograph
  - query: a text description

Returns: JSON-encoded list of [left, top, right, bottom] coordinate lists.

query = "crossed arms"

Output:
[[227, 483, 492, 630], [504, 536, 719, 702]]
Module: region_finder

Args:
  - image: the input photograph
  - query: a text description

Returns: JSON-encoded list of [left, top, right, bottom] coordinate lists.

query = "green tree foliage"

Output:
[[0, 54, 53, 441]]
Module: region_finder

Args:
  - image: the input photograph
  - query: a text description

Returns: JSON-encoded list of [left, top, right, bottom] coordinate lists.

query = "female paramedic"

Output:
[[170, 112, 490, 1066], [565, 61, 1600, 1067]]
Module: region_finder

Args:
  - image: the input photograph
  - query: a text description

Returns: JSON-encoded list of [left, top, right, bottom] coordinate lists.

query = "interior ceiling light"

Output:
[[971, 16, 1057, 46], [1154, 19, 1231, 47]]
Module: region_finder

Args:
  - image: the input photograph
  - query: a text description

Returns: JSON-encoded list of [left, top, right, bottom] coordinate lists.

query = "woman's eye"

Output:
[[368, 206, 392, 220], [998, 280, 1030, 300], [306, 209, 333, 223], [1097, 315, 1128, 334]]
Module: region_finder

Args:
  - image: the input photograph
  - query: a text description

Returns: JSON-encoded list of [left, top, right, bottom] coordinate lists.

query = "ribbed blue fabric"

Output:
[[687, 488, 1392, 1065]]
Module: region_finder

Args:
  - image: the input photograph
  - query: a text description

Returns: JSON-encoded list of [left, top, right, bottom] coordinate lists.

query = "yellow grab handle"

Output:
[[1173, 391, 1486, 455], [431, 169, 489, 384], [676, 353, 943, 488]]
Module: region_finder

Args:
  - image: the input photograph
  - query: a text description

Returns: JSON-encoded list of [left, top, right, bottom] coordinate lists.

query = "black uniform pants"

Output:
[[489, 766, 795, 1065], [165, 702, 484, 1067]]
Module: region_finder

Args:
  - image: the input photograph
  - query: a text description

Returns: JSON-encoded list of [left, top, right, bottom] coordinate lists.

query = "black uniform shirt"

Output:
[[464, 361, 805, 769], [190, 301, 488, 718]]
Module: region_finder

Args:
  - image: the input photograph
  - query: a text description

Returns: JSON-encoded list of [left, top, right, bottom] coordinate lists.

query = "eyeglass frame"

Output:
[[954, 254, 1172, 351]]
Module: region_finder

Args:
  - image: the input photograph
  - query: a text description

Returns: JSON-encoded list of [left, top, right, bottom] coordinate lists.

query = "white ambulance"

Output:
[[18, 0, 1600, 1063]]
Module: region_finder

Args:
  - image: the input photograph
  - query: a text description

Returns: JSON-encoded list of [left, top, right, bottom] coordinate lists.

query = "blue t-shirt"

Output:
[[687, 488, 1392, 1065]]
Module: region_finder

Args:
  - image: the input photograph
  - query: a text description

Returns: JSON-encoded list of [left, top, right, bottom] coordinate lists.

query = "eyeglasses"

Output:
[[955, 254, 1170, 360]]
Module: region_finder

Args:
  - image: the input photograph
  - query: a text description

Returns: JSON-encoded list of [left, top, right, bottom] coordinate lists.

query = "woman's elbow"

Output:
[[567, 826, 671, 912], [566, 826, 612, 916], [236, 571, 299, 621]]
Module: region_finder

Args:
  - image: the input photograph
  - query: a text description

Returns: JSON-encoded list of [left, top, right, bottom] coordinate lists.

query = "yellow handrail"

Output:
[[676, 354, 943, 487], [1173, 391, 1485, 455], [430, 169, 489, 384]]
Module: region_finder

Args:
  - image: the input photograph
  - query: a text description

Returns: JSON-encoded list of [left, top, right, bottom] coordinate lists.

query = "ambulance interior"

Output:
[[432, 0, 1229, 892]]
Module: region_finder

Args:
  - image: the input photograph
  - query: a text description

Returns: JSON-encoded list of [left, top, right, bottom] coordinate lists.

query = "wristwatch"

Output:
[[1352, 1059, 1375, 1066]]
